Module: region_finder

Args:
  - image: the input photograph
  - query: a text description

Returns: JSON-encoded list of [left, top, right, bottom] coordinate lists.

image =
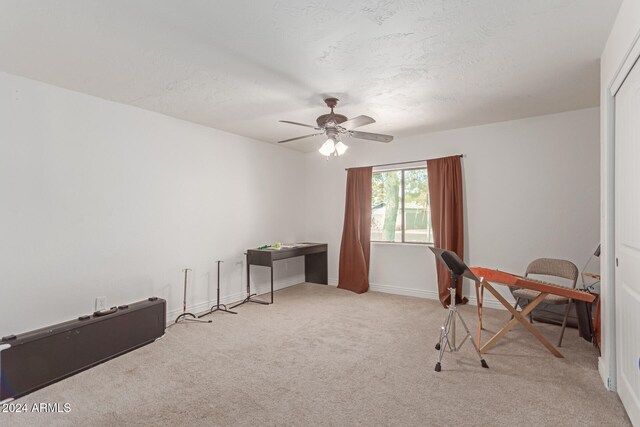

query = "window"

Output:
[[371, 167, 432, 244]]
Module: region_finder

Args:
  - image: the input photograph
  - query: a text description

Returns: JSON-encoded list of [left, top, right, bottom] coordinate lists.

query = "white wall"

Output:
[[600, 0, 640, 394], [304, 108, 600, 307], [0, 68, 603, 342], [0, 71, 306, 336]]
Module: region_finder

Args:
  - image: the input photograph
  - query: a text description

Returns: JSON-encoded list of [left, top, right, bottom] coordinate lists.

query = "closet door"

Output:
[[615, 59, 640, 426]]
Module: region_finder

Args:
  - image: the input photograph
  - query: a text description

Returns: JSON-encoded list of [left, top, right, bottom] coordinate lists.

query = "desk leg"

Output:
[[247, 260, 251, 297], [230, 255, 270, 309], [305, 252, 328, 284]]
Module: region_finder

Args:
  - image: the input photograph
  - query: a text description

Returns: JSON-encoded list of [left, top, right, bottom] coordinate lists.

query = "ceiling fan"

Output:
[[278, 98, 394, 156]]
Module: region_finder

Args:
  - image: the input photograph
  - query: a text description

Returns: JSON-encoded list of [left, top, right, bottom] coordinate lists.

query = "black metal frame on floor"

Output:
[[230, 253, 271, 309], [175, 268, 211, 324], [199, 260, 237, 317]]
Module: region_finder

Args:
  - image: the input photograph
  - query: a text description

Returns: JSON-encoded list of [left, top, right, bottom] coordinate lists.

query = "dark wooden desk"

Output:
[[246, 243, 328, 304]]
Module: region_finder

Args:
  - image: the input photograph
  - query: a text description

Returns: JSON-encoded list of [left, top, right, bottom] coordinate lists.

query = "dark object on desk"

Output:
[[231, 243, 328, 308], [199, 260, 237, 317], [0, 297, 165, 401], [429, 247, 488, 372]]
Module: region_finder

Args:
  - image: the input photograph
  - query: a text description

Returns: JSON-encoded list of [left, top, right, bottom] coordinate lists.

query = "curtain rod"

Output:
[[344, 154, 463, 171]]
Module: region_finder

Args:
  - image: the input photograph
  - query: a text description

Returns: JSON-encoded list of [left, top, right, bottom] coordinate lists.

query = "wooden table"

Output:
[[470, 267, 596, 358]]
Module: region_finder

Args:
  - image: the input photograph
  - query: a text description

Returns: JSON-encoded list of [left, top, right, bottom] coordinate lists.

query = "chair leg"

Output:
[[511, 297, 521, 320], [558, 300, 572, 347]]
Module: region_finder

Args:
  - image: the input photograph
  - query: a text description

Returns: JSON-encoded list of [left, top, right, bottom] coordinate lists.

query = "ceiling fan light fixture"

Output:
[[335, 140, 348, 156], [319, 139, 336, 156]]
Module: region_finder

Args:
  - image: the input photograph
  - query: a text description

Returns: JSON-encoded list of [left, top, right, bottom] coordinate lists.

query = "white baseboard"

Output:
[[166, 276, 304, 326], [598, 356, 615, 391], [327, 279, 506, 310], [465, 293, 507, 311], [368, 282, 506, 310], [369, 282, 438, 299]]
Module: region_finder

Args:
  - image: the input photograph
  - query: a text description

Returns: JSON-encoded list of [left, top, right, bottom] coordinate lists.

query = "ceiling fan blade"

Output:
[[340, 115, 376, 130], [277, 133, 324, 143], [349, 131, 394, 143], [279, 120, 319, 129]]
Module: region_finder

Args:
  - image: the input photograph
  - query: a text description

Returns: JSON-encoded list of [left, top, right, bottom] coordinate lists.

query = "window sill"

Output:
[[371, 241, 434, 247]]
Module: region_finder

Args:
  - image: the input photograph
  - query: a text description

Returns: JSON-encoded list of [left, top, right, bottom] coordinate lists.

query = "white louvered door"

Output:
[[615, 58, 640, 426]]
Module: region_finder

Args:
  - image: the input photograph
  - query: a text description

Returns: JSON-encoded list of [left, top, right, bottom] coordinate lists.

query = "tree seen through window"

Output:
[[371, 168, 432, 243]]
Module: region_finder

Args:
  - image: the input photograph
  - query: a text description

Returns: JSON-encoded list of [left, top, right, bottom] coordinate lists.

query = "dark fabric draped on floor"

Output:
[[427, 155, 467, 307], [338, 167, 372, 294]]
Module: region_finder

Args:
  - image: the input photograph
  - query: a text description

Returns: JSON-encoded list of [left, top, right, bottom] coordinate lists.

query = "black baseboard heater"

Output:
[[0, 297, 165, 401]]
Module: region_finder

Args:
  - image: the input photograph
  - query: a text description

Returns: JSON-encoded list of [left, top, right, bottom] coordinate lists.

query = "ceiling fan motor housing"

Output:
[[317, 97, 347, 128], [316, 112, 348, 128]]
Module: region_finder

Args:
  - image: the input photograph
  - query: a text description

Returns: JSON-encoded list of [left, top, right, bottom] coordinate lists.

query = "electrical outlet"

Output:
[[95, 296, 107, 311]]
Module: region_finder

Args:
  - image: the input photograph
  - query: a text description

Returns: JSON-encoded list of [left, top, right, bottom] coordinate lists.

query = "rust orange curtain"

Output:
[[427, 156, 467, 307], [338, 167, 372, 294]]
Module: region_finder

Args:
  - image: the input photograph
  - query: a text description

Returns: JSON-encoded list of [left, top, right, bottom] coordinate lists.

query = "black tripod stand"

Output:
[[175, 268, 211, 324], [230, 253, 270, 309], [430, 247, 488, 372], [199, 260, 236, 317]]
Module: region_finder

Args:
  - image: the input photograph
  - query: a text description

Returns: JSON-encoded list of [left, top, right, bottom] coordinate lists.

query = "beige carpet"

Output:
[[2, 283, 630, 426]]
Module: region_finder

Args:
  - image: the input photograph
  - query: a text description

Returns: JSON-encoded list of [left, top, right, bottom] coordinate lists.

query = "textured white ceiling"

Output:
[[0, 0, 620, 152]]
